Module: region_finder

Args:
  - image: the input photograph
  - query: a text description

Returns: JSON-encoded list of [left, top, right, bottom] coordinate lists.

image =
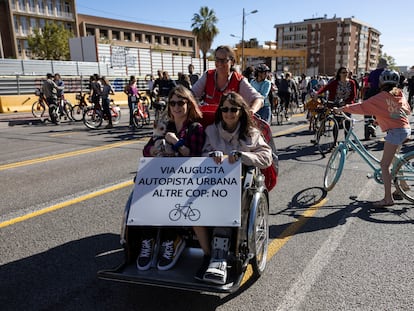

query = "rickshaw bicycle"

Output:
[[323, 112, 414, 203], [98, 105, 278, 293]]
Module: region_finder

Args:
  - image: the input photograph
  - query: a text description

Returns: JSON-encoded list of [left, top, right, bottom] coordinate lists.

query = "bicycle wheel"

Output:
[[48, 104, 61, 125], [250, 192, 269, 276], [168, 209, 181, 221], [83, 107, 103, 129], [317, 116, 339, 155], [144, 105, 151, 125], [132, 108, 144, 128], [324, 144, 346, 191], [393, 152, 414, 202], [111, 106, 121, 125], [275, 106, 284, 125], [71, 104, 84, 121], [63, 100, 74, 120], [286, 102, 294, 120], [32, 101, 46, 118], [188, 209, 201, 221]]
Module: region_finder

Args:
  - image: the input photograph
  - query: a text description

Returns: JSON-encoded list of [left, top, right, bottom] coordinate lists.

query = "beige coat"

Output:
[[202, 122, 272, 169]]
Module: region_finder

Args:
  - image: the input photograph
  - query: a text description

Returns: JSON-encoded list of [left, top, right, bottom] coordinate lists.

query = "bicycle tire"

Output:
[[188, 209, 201, 221], [83, 107, 103, 129], [32, 100, 46, 118], [393, 152, 414, 202], [132, 108, 144, 128], [111, 107, 121, 125], [324, 144, 346, 191], [63, 100, 74, 121], [169, 209, 181, 221], [275, 106, 284, 125], [48, 104, 61, 125], [317, 116, 339, 155], [71, 104, 84, 121]]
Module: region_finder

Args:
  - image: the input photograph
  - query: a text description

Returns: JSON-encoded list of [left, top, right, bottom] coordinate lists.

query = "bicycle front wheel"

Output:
[[83, 107, 103, 129], [32, 101, 46, 118], [132, 108, 144, 128], [317, 116, 339, 155], [324, 144, 346, 191], [394, 152, 414, 202], [71, 104, 85, 121]]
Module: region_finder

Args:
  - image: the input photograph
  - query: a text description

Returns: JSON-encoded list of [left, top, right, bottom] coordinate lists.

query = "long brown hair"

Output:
[[167, 85, 203, 122], [215, 92, 255, 140]]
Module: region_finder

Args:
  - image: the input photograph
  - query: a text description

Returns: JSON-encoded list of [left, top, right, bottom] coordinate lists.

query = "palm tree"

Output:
[[191, 7, 219, 72]]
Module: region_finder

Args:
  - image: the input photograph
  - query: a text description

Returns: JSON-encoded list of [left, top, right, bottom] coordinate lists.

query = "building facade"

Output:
[[274, 16, 381, 76], [0, 0, 78, 59], [77, 14, 198, 59]]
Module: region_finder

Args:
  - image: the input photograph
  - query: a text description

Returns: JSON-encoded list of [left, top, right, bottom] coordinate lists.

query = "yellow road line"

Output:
[[241, 198, 328, 284], [0, 180, 134, 229], [0, 140, 139, 171]]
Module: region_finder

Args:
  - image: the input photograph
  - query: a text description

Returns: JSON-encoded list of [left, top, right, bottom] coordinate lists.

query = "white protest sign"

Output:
[[128, 157, 241, 227]]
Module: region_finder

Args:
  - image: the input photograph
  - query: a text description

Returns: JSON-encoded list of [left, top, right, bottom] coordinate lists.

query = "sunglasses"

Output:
[[340, 71, 348, 74], [220, 106, 241, 113], [215, 57, 231, 64], [169, 100, 187, 107]]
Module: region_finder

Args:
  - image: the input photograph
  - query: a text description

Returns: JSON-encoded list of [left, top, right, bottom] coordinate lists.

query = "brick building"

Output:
[[274, 16, 381, 76]]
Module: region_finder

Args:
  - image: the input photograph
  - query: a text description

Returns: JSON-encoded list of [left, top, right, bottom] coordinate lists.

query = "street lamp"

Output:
[[241, 8, 258, 71]]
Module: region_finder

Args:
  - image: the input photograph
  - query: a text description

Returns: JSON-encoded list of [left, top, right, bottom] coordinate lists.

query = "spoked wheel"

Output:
[[316, 116, 339, 155], [275, 106, 284, 125], [48, 104, 61, 125], [83, 107, 103, 129], [394, 152, 414, 202], [71, 104, 85, 121], [111, 106, 121, 125], [132, 108, 144, 129], [32, 101, 46, 118], [249, 192, 269, 276], [323, 145, 346, 191], [62, 101, 74, 121]]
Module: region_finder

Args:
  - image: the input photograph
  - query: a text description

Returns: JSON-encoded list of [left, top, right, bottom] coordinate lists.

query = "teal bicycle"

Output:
[[323, 113, 414, 202]]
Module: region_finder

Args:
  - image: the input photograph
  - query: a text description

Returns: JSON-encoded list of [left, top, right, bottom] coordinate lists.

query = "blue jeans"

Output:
[[257, 105, 271, 124]]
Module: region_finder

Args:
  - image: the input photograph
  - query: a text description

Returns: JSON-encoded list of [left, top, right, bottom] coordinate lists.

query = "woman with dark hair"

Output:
[[138, 85, 205, 271], [124, 75, 139, 129], [316, 66, 357, 132], [193, 91, 272, 285]]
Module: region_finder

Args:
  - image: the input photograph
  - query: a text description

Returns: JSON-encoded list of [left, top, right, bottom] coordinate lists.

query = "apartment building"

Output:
[[0, 0, 78, 59], [274, 16, 381, 76]]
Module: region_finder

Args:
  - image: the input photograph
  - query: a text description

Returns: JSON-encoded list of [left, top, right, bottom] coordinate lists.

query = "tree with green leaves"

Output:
[[28, 22, 74, 60], [191, 6, 219, 72]]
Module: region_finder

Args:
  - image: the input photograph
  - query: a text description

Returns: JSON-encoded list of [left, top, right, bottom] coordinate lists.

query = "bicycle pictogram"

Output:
[[168, 202, 201, 221]]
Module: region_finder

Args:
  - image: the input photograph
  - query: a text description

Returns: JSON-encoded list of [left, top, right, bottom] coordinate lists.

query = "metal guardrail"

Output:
[[0, 75, 150, 95]]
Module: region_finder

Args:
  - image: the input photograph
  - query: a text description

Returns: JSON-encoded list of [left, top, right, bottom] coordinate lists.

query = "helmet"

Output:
[[255, 64, 270, 73], [379, 69, 399, 86]]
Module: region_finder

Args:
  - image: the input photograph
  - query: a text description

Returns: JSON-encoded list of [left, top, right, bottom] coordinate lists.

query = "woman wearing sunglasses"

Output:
[[138, 85, 205, 271], [191, 45, 263, 115], [193, 92, 272, 285]]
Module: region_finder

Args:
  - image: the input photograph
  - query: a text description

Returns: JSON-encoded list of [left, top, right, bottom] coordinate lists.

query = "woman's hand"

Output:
[[165, 132, 179, 145], [208, 151, 224, 165], [228, 150, 242, 164]]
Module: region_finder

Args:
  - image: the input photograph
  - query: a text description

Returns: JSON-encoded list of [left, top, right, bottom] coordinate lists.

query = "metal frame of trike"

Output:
[[97, 166, 270, 294]]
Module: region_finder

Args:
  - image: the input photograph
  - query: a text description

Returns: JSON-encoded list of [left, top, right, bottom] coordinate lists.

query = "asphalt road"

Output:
[[0, 109, 413, 311]]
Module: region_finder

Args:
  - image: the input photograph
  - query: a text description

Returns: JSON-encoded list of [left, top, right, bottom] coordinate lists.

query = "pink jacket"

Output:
[[343, 89, 411, 132]]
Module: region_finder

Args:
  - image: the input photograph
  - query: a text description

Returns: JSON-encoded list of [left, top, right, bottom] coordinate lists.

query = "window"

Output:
[[112, 30, 120, 40], [64, 1, 71, 13], [135, 33, 142, 43], [145, 34, 151, 43], [20, 16, 28, 35], [164, 37, 170, 45], [18, 0, 25, 11], [99, 29, 108, 39], [172, 37, 178, 46], [14, 16, 19, 35], [155, 35, 161, 44], [56, 0, 61, 15], [180, 38, 186, 46], [30, 18, 37, 32], [46, 0, 53, 15], [38, 0, 45, 13], [124, 32, 131, 41], [28, 0, 35, 12]]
